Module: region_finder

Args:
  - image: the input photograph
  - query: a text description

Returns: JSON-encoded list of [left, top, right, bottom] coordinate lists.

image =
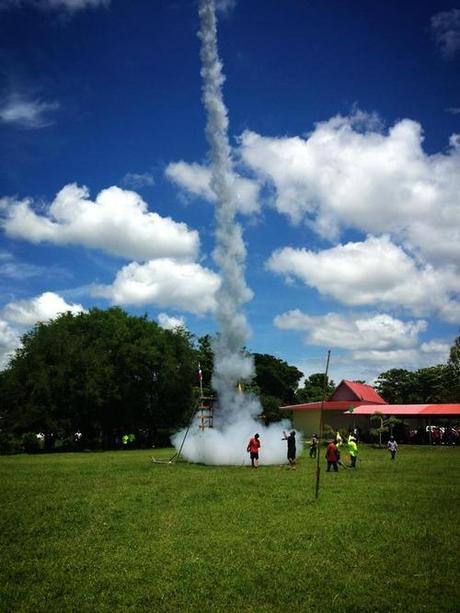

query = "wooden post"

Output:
[[315, 350, 331, 500]]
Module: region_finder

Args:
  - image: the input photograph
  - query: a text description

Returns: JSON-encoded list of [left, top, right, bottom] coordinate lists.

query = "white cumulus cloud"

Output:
[[2, 291, 85, 326], [166, 161, 260, 215], [274, 308, 453, 383], [352, 342, 451, 369], [267, 235, 460, 321], [1, 183, 199, 262], [274, 310, 427, 351], [240, 113, 460, 268], [93, 258, 220, 315]]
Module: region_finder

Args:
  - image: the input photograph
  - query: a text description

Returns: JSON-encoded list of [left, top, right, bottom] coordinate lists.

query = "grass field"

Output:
[[1, 445, 459, 612]]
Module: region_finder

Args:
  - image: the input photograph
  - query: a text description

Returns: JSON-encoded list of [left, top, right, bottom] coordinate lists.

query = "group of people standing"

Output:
[[246, 430, 297, 469], [246, 428, 399, 469], [323, 432, 359, 472]]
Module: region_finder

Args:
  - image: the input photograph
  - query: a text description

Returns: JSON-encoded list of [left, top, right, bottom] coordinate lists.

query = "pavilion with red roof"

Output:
[[280, 379, 460, 441]]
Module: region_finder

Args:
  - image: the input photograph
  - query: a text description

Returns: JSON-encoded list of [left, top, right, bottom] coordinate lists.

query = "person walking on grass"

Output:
[[387, 435, 398, 460], [325, 440, 339, 472], [309, 433, 318, 458], [348, 435, 358, 468], [247, 433, 261, 468], [282, 430, 297, 469]]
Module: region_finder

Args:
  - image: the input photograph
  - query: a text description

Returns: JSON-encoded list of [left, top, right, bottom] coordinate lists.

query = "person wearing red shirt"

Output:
[[325, 440, 339, 472], [247, 433, 261, 468]]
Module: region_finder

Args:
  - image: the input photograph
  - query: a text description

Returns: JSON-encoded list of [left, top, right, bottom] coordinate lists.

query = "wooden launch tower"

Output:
[[198, 396, 215, 430]]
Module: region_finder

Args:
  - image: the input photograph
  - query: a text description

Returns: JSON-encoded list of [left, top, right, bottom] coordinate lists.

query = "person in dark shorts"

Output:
[[247, 433, 261, 468], [282, 430, 297, 469], [387, 435, 398, 460]]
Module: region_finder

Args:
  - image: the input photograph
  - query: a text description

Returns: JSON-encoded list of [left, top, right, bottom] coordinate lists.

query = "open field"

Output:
[[1, 446, 459, 612]]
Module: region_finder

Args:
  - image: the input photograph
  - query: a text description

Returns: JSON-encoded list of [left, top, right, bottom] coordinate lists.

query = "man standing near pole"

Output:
[[282, 430, 297, 469]]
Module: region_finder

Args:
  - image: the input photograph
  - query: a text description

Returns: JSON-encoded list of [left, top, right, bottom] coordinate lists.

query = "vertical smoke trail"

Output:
[[198, 0, 253, 416], [172, 0, 300, 464]]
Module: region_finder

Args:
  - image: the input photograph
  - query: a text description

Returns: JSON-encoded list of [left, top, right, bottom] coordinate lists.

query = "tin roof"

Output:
[[348, 404, 460, 416], [280, 400, 376, 412]]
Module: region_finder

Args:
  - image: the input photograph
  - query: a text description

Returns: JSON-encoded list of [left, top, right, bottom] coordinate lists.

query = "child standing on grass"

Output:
[[387, 435, 398, 460], [309, 433, 318, 458], [247, 433, 261, 468]]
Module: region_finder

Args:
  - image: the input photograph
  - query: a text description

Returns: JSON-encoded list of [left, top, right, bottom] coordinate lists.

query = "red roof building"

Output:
[[280, 379, 387, 436], [281, 380, 460, 441], [331, 380, 386, 404]]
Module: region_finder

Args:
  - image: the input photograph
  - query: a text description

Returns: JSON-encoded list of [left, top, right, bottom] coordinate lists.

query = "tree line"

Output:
[[0, 307, 458, 453]]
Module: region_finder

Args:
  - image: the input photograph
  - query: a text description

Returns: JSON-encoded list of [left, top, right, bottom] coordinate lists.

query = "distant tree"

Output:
[[375, 362, 457, 404], [447, 334, 460, 401], [295, 373, 335, 403], [374, 369, 419, 404], [415, 365, 451, 403], [253, 353, 303, 423], [370, 413, 401, 447]]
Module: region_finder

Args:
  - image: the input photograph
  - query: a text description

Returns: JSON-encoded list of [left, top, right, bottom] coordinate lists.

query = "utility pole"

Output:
[[315, 350, 331, 500]]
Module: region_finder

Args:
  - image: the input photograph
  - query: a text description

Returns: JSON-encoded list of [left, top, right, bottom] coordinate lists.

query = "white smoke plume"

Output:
[[172, 0, 300, 465]]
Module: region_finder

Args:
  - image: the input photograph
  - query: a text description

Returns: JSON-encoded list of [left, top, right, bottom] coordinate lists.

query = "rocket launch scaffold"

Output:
[[198, 396, 215, 430], [152, 394, 216, 464]]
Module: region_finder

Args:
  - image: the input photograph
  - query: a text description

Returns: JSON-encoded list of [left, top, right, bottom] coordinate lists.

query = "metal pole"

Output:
[[315, 350, 331, 500]]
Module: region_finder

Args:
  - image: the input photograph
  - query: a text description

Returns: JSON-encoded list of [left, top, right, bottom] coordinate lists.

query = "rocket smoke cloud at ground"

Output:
[[172, 0, 300, 465]]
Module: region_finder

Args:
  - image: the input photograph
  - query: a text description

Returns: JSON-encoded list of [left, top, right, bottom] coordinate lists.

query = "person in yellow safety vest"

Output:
[[348, 436, 358, 468]]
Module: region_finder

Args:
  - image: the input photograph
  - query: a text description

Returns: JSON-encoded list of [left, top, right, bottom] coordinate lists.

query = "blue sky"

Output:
[[0, 0, 459, 385]]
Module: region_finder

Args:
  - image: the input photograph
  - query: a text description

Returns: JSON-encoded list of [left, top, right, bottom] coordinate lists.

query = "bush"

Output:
[[22, 432, 41, 454], [0, 432, 22, 455], [323, 423, 335, 442]]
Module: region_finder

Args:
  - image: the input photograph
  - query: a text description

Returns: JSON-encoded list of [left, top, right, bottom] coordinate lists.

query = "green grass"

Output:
[[1, 446, 459, 612]]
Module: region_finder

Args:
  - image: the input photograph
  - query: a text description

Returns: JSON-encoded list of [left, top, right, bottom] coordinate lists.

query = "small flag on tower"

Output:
[[198, 363, 203, 382]]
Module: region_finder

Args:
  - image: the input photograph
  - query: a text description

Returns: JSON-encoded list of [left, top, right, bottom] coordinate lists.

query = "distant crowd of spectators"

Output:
[[408, 425, 460, 445]]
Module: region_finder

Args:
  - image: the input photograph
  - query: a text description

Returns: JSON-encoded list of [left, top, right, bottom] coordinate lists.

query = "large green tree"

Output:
[[0, 308, 196, 449], [374, 368, 419, 404]]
